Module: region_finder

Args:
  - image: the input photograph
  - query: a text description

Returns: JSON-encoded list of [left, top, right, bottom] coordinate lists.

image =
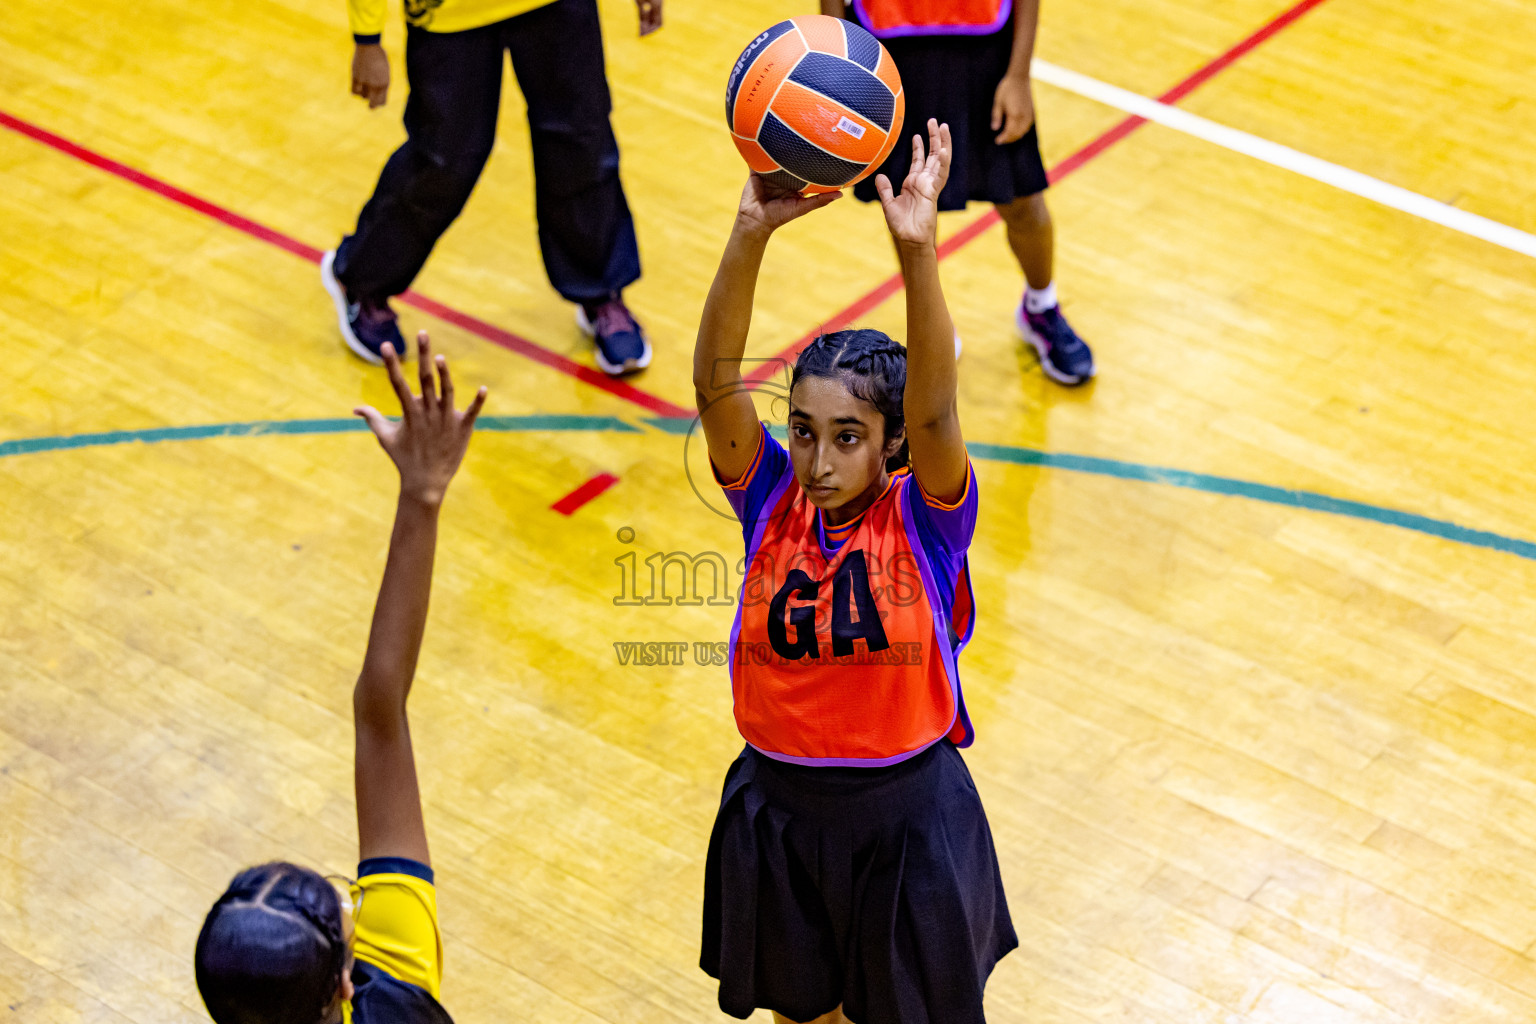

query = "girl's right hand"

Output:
[[735, 175, 841, 236]]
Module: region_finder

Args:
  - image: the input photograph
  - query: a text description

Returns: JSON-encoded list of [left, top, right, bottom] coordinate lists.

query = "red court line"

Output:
[[399, 291, 687, 416], [0, 109, 691, 419], [551, 472, 620, 515], [742, 0, 1331, 385], [1159, 0, 1330, 105], [0, 110, 326, 265], [4, 0, 1327, 407]]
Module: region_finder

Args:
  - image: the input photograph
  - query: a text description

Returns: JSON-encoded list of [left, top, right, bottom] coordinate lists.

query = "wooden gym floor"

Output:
[[3, 0, 1536, 1020]]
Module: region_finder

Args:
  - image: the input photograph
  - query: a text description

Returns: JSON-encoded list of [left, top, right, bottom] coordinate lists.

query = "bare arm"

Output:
[[351, 332, 486, 866], [992, 0, 1040, 143], [819, 0, 845, 16], [898, 242, 965, 501], [694, 178, 840, 483], [1008, 0, 1040, 76], [876, 121, 967, 502]]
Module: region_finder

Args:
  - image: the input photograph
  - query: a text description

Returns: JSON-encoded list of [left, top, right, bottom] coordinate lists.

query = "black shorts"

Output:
[[700, 741, 1017, 1024], [852, 21, 1049, 211]]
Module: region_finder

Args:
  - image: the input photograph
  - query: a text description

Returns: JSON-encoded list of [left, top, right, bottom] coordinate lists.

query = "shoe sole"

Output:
[[1016, 305, 1094, 386], [321, 250, 385, 366], [576, 306, 653, 376]]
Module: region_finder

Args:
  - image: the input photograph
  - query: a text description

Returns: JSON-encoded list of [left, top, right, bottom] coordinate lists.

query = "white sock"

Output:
[[1025, 281, 1058, 314]]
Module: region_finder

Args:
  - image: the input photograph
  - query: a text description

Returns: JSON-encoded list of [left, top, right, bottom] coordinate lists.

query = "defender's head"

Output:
[[195, 862, 356, 1024]]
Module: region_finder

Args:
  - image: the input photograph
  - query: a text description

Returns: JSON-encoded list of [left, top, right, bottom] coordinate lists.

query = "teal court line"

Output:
[[965, 442, 1536, 562], [0, 415, 640, 457], [3, 415, 1533, 563]]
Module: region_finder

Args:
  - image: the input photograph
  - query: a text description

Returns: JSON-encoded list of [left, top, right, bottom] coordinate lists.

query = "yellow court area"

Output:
[[4, 0, 1536, 1019]]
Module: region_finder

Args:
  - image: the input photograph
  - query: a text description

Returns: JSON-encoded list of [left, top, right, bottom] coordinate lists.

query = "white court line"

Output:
[[1032, 59, 1536, 260]]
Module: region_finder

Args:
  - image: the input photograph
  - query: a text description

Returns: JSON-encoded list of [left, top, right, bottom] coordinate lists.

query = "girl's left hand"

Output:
[[991, 73, 1035, 144], [875, 119, 952, 248]]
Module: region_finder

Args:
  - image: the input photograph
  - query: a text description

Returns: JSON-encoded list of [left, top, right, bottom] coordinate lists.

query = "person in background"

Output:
[[824, 0, 1095, 385], [322, 0, 661, 375]]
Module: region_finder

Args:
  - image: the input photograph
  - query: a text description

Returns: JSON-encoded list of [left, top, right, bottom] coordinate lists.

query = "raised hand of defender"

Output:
[[355, 331, 488, 508], [875, 119, 952, 248], [736, 174, 842, 236]]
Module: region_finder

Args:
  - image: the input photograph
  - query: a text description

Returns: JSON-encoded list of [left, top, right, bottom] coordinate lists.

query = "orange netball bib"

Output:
[[851, 0, 1012, 38], [718, 427, 977, 766]]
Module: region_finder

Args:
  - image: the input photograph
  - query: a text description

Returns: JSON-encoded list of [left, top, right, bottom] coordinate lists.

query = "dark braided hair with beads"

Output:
[[195, 862, 348, 1024], [791, 328, 910, 472]]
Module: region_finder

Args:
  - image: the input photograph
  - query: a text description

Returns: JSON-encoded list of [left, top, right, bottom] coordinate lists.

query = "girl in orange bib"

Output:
[[695, 120, 1016, 1024]]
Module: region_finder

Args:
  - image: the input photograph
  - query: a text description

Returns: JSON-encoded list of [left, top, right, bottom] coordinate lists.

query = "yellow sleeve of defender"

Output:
[[351, 863, 444, 998]]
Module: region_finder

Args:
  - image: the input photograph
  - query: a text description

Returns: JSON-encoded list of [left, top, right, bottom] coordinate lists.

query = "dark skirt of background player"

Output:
[[701, 740, 1016, 1024], [853, 17, 1049, 212]]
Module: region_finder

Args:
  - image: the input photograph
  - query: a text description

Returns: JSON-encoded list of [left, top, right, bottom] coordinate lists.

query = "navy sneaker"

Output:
[[1018, 300, 1095, 385], [321, 249, 406, 365], [577, 296, 652, 376]]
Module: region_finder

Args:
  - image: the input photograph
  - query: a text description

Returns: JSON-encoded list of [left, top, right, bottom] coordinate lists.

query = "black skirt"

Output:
[[701, 741, 1017, 1024], [853, 21, 1050, 211]]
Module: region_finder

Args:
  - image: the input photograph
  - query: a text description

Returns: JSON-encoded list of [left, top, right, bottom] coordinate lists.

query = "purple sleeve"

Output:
[[712, 424, 792, 544], [906, 462, 979, 557]]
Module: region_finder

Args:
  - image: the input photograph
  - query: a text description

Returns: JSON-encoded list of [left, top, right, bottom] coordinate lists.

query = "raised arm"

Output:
[[875, 120, 967, 502], [694, 177, 840, 482], [350, 332, 486, 866]]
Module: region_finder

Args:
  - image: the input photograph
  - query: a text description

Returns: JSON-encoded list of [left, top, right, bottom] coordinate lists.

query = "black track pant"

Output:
[[334, 0, 641, 304]]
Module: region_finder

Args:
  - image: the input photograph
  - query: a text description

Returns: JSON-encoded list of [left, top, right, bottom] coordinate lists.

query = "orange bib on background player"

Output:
[[850, 0, 1012, 38], [719, 427, 978, 767]]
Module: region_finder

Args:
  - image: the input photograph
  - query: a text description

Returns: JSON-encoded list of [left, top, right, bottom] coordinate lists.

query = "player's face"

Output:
[[787, 375, 900, 516]]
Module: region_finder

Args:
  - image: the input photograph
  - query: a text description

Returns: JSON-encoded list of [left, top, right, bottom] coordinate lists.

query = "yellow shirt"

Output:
[[349, 0, 556, 39], [340, 862, 452, 1024]]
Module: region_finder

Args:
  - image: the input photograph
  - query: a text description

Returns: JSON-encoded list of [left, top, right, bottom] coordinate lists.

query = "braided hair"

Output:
[[195, 862, 347, 1024], [791, 328, 909, 472]]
